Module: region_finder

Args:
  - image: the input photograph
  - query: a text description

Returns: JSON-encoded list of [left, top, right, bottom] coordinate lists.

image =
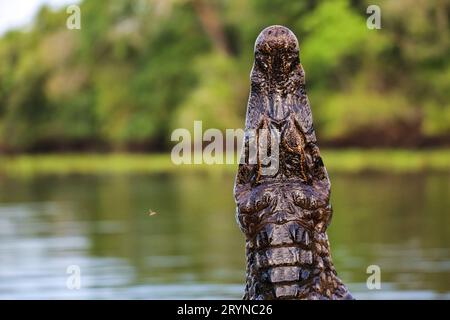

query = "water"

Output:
[[0, 171, 448, 299]]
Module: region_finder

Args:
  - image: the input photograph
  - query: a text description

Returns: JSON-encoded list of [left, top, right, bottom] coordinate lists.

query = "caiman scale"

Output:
[[234, 25, 353, 300]]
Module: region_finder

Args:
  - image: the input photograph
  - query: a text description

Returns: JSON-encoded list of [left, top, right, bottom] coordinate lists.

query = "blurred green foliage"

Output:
[[0, 0, 449, 152]]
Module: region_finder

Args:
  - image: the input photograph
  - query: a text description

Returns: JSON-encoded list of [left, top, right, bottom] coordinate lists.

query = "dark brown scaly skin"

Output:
[[234, 25, 353, 300]]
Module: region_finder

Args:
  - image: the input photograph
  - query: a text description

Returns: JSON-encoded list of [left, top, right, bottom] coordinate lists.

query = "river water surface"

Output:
[[0, 172, 448, 299]]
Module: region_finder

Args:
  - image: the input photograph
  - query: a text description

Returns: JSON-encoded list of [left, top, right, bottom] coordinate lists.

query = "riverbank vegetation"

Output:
[[0, 0, 449, 153], [1, 149, 449, 176]]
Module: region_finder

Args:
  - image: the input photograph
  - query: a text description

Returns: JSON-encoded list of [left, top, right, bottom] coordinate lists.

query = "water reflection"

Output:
[[0, 172, 448, 299]]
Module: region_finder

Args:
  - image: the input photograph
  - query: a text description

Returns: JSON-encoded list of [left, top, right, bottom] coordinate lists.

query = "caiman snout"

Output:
[[255, 25, 299, 53]]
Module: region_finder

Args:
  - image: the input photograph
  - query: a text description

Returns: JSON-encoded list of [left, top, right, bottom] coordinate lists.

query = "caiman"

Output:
[[234, 25, 353, 300]]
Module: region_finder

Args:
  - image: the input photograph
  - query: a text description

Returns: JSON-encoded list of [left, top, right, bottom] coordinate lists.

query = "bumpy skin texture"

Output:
[[234, 26, 353, 300]]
